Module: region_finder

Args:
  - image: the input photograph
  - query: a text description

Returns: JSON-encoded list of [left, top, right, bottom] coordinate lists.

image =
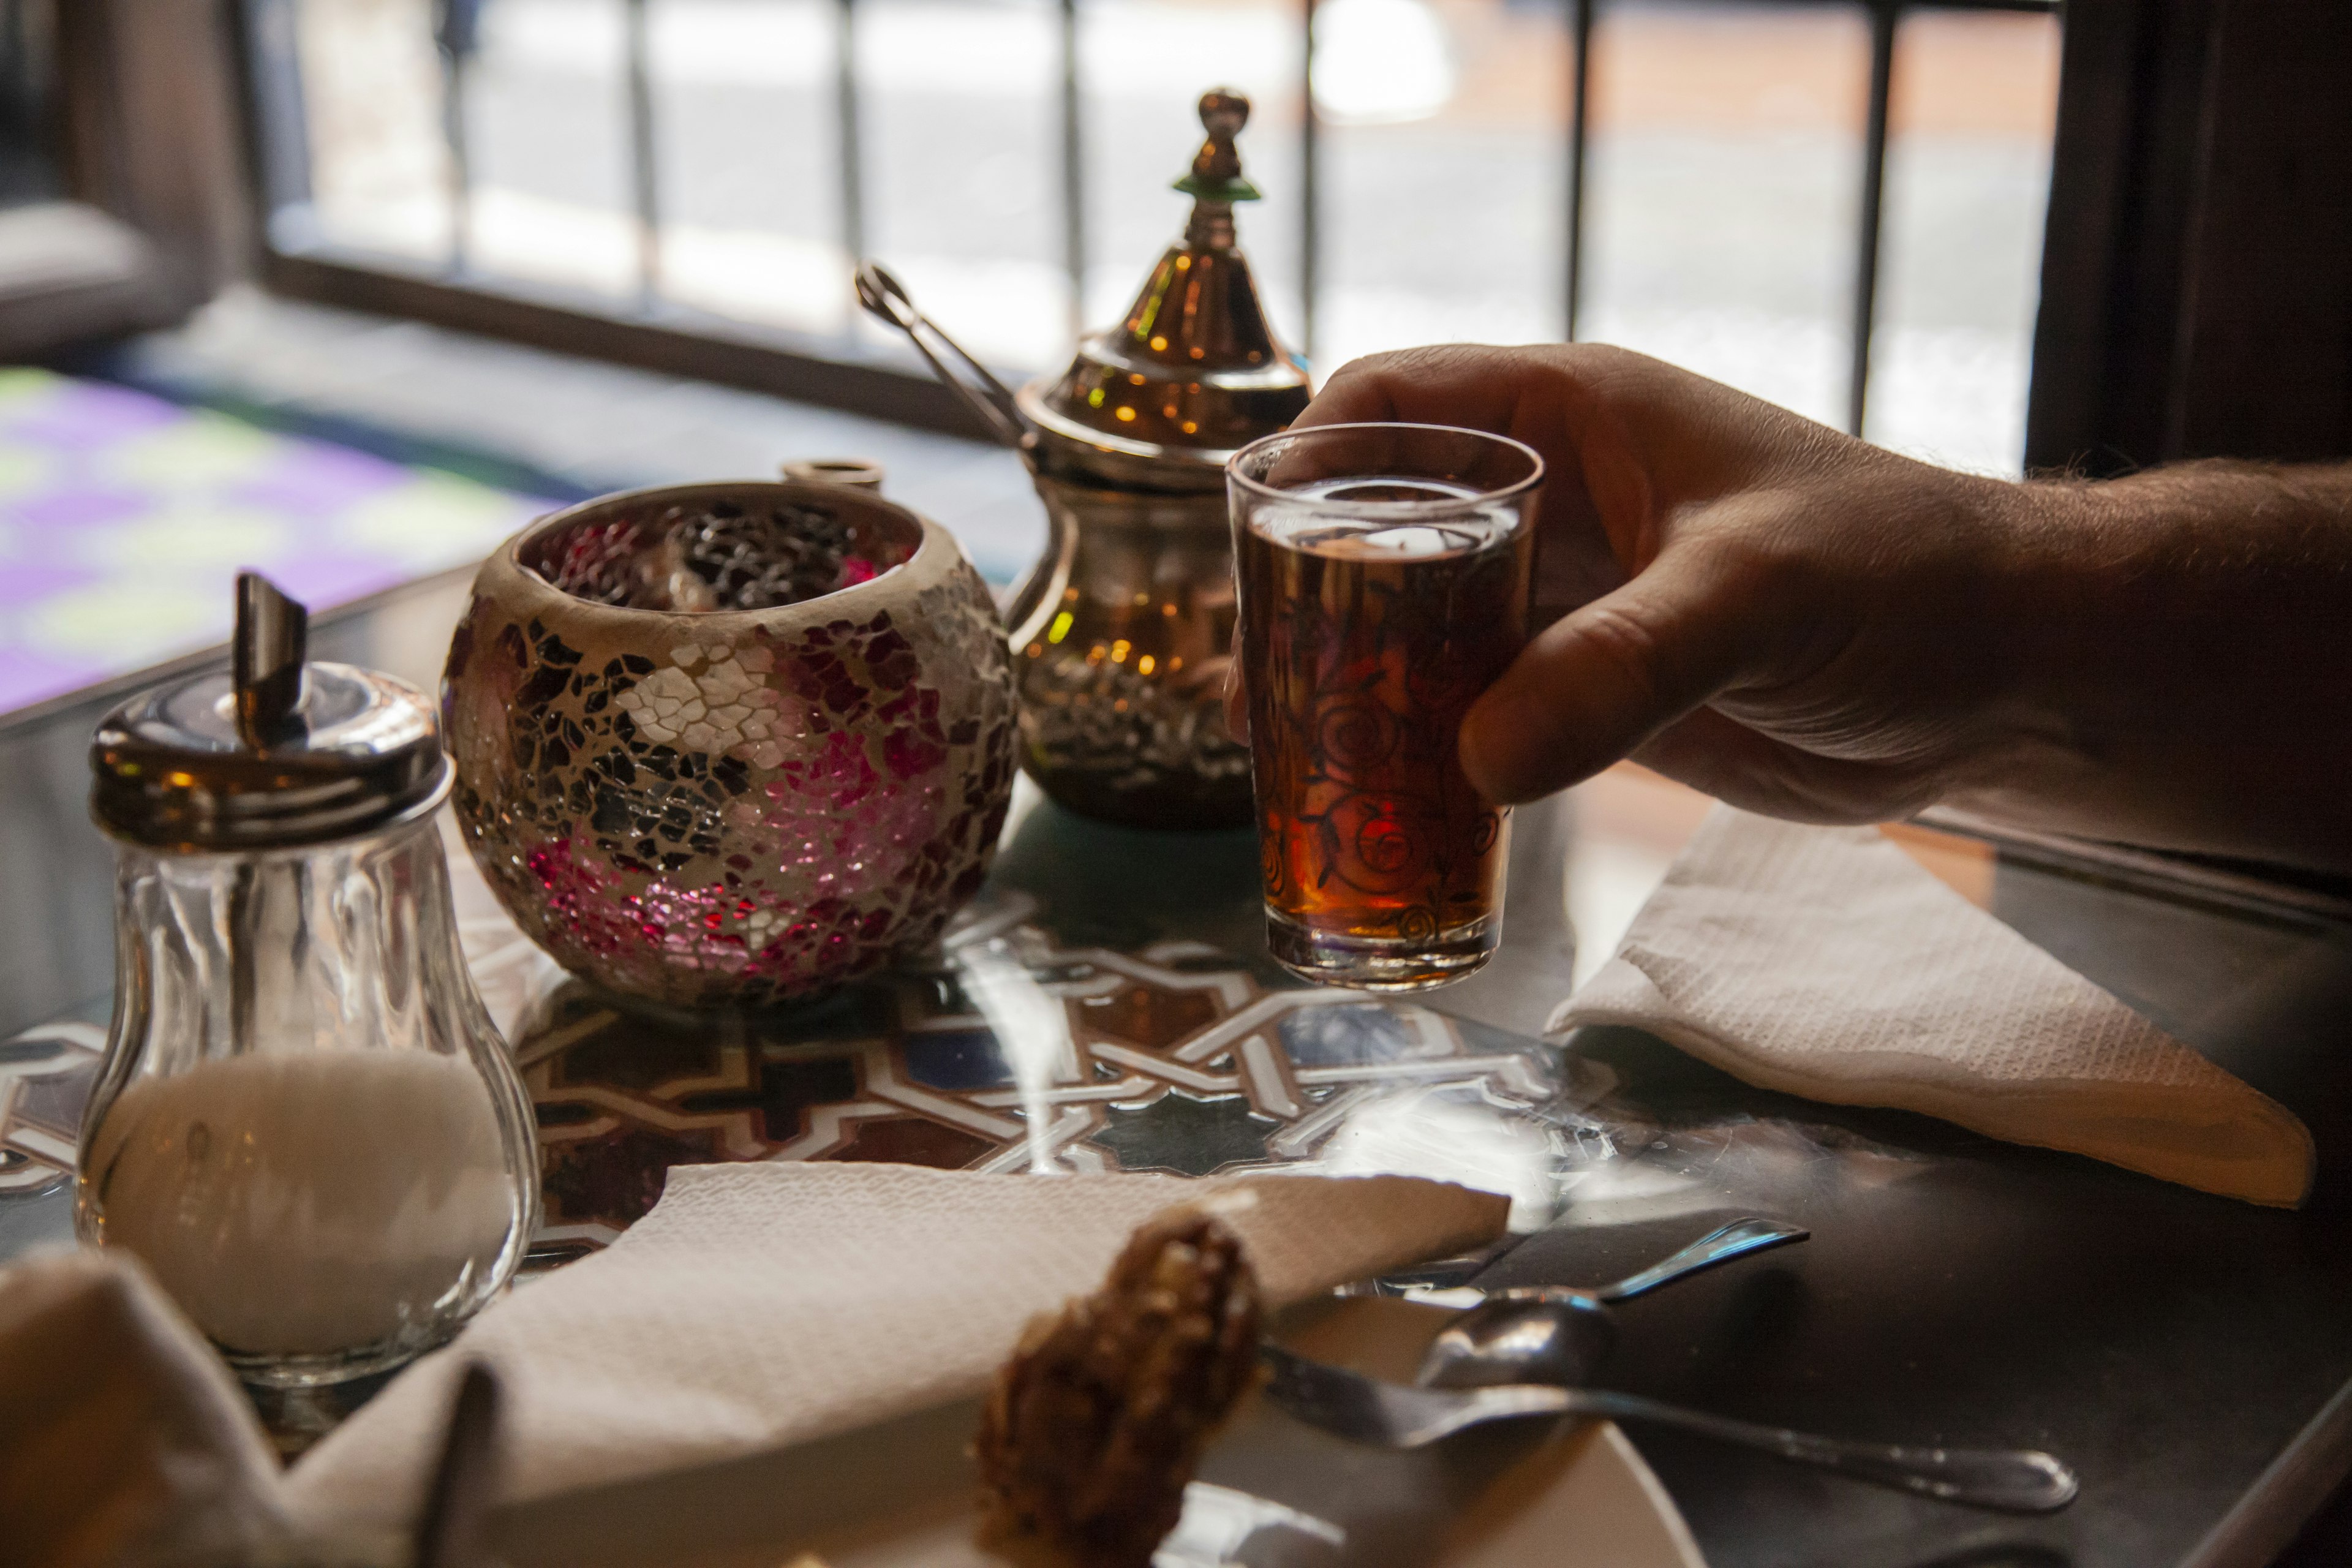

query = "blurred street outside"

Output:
[[286, 0, 2056, 473]]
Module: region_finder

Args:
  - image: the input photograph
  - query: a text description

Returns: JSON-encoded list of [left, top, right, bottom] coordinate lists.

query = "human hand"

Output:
[[1229, 344, 2037, 826]]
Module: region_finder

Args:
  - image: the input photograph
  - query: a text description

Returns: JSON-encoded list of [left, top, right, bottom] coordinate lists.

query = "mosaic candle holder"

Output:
[[443, 481, 1019, 1009]]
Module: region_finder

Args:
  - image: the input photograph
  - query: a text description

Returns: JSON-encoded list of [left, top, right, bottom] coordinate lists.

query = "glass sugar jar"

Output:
[[75, 575, 540, 1390]]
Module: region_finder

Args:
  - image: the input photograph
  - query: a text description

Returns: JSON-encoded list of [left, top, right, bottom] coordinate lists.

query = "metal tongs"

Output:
[[854, 261, 1041, 467]]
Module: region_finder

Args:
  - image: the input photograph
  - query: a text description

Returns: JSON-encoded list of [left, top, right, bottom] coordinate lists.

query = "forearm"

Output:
[[1952, 461, 2352, 870]]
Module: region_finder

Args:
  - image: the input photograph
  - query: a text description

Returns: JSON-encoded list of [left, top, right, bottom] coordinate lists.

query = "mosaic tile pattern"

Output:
[[502, 886, 1562, 1261], [445, 488, 1020, 1009], [0, 889, 1564, 1259], [0, 369, 549, 714]]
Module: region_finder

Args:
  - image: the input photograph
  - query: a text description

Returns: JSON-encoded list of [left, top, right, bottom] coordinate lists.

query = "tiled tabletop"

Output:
[[11, 567, 2352, 1566]]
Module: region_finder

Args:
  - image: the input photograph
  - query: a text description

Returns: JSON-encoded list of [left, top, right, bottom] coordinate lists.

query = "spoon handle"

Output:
[[1586, 1216, 1809, 1303], [1482, 1218, 1807, 1306], [1562, 1387, 2078, 1513]]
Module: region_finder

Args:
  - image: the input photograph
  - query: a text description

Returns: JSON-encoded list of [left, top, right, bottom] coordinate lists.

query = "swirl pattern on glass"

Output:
[[1239, 478, 1531, 989]]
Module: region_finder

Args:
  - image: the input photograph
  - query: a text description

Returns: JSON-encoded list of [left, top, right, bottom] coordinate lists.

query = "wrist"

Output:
[[1917, 469, 2101, 800], [1937, 463, 2352, 865]]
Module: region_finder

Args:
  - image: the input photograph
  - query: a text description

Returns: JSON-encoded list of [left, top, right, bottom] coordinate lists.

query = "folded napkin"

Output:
[[0, 1250, 288, 1568], [1552, 805, 2315, 1207], [285, 1163, 1507, 1530]]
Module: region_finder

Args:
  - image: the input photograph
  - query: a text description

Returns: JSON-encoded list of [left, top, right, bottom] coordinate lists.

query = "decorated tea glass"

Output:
[[1229, 424, 1542, 990]]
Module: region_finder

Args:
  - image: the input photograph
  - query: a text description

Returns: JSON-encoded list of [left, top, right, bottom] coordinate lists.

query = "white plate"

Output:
[[493, 1297, 1705, 1568]]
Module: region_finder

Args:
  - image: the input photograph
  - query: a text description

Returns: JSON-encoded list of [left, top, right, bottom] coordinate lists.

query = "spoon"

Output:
[[1262, 1345, 2078, 1513], [1417, 1216, 1806, 1389]]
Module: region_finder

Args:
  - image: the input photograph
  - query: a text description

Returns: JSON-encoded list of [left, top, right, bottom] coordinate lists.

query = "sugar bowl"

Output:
[[77, 575, 540, 1389], [441, 477, 1019, 1009]]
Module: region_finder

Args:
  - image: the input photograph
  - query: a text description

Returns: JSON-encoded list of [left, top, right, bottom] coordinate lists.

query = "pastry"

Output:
[[975, 1207, 1262, 1568]]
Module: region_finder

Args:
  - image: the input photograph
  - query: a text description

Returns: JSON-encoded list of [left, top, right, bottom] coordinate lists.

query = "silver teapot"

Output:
[[862, 88, 1310, 830]]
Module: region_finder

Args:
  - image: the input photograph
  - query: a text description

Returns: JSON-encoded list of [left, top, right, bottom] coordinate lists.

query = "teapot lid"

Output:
[[1020, 88, 1312, 491], [90, 573, 450, 851]]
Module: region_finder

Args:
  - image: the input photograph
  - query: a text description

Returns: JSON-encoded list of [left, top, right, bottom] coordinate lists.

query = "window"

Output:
[[247, 0, 2060, 472]]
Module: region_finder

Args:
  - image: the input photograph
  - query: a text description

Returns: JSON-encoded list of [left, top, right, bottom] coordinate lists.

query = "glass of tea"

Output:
[[1227, 423, 1542, 990]]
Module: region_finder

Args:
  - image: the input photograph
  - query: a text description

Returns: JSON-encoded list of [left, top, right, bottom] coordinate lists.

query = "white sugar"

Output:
[[85, 1051, 518, 1355]]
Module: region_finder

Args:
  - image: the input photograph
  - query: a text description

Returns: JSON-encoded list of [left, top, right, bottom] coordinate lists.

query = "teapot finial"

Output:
[[1173, 88, 1260, 208]]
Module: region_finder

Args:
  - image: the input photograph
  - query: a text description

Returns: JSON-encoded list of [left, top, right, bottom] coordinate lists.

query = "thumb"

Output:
[[1460, 541, 1785, 803]]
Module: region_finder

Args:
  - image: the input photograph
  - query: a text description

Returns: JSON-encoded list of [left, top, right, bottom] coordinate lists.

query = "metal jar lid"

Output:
[[1019, 88, 1313, 493], [89, 574, 451, 852]]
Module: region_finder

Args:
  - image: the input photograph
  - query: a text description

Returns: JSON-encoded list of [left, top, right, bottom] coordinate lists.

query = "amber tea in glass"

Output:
[[1229, 424, 1541, 989]]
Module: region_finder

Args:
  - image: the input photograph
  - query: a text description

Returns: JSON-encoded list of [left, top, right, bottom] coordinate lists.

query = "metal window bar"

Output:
[[241, 0, 312, 222], [1059, 0, 1085, 342], [836, 0, 864, 272], [254, 0, 2061, 445], [1564, 0, 1593, 343], [431, 0, 480, 276], [625, 0, 660, 309], [0, 0, 54, 199], [1300, 0, 1321, 364]]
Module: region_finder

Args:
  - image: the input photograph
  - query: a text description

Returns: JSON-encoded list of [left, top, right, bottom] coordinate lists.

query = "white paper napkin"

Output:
[[0, 1250, 288, 1568], [1552, 805, 2314, 1207], [284, 1163, 1508, 1530]]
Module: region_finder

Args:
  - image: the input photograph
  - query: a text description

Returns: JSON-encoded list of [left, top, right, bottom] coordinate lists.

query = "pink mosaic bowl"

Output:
[[442, 480, 1019, 1009]]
